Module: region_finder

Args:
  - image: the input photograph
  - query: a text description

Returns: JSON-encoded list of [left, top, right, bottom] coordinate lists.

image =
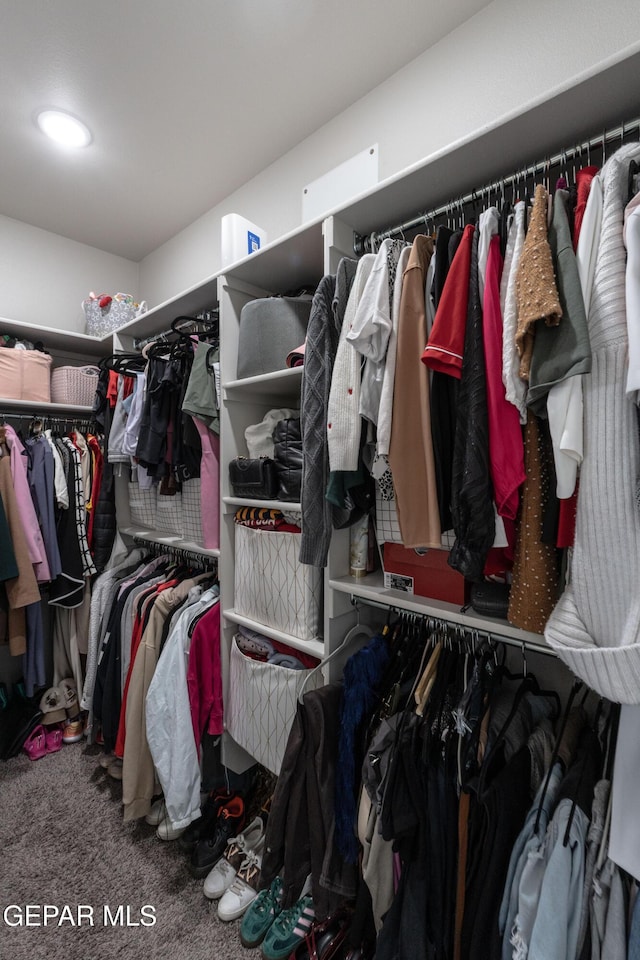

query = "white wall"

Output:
[[2, 0, 640, 326], [0, 214, 139, 332], [140, 0, 640, 306]]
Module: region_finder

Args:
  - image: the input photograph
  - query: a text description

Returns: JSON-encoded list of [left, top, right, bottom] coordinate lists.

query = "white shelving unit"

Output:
[[119, 526, 220, 559], [224, 497, 301, 512], [0, 397, 94, 416], [70, 51, 640, 771]]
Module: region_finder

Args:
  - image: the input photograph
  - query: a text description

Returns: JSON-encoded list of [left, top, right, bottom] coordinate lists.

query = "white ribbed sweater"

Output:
[[545, 143, 640, 703]]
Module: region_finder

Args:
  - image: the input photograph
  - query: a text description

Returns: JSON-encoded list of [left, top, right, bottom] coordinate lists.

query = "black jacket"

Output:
[[260, 683, 358, 920]]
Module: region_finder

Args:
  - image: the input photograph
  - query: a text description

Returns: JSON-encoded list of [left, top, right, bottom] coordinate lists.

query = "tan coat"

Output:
[[389, 235, 441, 548]]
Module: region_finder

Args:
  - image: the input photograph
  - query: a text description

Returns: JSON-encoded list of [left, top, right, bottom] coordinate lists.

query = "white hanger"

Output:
[[298, 605, 374, 703]]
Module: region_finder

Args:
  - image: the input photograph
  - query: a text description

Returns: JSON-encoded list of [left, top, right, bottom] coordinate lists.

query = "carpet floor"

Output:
[[0, 741, 252, 960]]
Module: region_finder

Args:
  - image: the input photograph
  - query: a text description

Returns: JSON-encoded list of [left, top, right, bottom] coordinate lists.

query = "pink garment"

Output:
[[186, 603, 223, 742], [482, 237, 526, 520], [4, 425, 50, 581], [192, 416, 220, 550]]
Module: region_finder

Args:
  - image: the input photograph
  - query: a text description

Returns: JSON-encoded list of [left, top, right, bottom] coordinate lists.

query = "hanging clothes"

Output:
[[448, 227, 496, 581], [388, 234, 441, 549], [515, 184, 563, 381], [545, 143, 640, 703]]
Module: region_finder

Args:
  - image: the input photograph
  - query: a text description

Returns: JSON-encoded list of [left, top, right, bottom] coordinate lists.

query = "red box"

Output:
[[382, 543, 468, 606]]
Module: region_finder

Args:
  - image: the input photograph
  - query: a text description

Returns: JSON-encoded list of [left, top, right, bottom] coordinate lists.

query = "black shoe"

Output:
[[178, 791, 234, 854], [189, 796, 246, 878]]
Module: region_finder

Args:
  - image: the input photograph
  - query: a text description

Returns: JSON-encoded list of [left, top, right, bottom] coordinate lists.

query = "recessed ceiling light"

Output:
[[36, 109, 92, 148]]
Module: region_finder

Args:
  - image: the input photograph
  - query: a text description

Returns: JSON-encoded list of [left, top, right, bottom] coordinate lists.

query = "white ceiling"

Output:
[[0, 0, 490, 262]]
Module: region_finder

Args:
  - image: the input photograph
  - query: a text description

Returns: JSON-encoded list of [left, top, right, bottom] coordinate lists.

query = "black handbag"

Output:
[[228, 457, 278, 499], [272, 418, 303, 501], [469, 580, 511, 619]]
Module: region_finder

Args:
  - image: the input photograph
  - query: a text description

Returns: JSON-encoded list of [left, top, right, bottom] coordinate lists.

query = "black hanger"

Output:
[[532, 678, 583, 835]]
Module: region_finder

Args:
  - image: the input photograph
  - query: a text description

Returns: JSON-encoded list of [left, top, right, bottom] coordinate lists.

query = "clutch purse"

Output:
[[229, 457, 278, 499], [469, 580, 511, 619]]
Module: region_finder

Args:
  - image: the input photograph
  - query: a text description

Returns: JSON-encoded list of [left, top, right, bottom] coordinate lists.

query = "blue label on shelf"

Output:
[[247, 231, 261, 254]]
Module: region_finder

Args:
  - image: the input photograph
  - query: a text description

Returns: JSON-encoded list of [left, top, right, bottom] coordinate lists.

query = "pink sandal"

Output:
[[23, 725, 47, 761]]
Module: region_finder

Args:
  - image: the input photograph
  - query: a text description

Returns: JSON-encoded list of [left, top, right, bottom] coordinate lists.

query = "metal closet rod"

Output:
[[132, 535, 217, 570], [0, 412, 92, 429], [354, 114, 640, 255], [350, 593, 557, 658]]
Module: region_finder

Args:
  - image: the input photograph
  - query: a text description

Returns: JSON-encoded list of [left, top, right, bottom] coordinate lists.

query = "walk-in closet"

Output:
[[2, 3, 640, 959]]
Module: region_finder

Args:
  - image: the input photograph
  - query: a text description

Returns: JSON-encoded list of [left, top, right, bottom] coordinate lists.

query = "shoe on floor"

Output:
[[107, 758, 123, 780], [178, 791, 235, 854], [190, 796, 245, 879], [290, 913, 351, 960], [240, 876, 284, 949], [217, 842, 264, 921], [98, 751, 114, 769], [62, 717, 84, 744], [204, 815, 266, 900], [156, 815, 186, 841], [58, 678, 79, 718], [261, 895, 315, 960], [45, 725, 63, 754], [23, 725, 47, 761], [145, 798, 166, 827]]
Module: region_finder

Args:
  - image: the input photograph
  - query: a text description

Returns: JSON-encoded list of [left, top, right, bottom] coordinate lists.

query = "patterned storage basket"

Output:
[[234, 523, 322, 640], [182, 478, 203, 544], [155, 491, 183, 535], [227, 635, 322, 775], [83, 294, 142, 337], [51, 365, 100, 406], [128, 481, 158, 529]]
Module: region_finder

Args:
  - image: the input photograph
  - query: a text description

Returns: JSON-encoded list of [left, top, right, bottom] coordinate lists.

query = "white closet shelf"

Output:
[[223, 608, 324, 660], [329, 572, 548, 651], [120, 526, 220, 558], [113, 276, 219, 342], [223, 366, 302, 399], [224, 496, 301, 512], [0, 316, 108, 356], [222, 220, 324, 292], [0, 397, 94, 415]]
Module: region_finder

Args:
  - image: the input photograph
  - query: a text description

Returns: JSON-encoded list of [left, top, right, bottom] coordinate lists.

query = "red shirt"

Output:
[[482, 235, 526, 521], [422, 224, 475, 378]]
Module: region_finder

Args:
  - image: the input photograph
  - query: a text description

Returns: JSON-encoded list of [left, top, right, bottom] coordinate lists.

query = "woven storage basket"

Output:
[[51, 365, 100, 406]]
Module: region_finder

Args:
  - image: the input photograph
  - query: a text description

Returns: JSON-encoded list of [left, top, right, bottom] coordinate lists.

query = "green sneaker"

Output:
[[239, 875, 283, 948], [261, 894, 315, 960]]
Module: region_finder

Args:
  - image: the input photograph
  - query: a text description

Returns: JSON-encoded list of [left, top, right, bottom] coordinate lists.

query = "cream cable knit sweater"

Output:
[[545, 142, 640, 703]]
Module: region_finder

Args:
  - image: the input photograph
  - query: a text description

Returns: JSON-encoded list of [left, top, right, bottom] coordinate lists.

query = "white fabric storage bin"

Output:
[[227, 635, 321, 775], [182, 478, 203, 543], [128, 480, 158, 529], [234, 524, 322, 640], [155, 491, 183, 535]]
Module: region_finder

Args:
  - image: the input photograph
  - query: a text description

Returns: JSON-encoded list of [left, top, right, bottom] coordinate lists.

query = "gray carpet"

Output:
[[0, 742, 252, 960]]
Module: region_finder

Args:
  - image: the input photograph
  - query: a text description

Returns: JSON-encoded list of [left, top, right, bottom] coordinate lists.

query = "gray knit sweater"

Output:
[[300, 262, 356, 567], [545, 142, 640, 702]]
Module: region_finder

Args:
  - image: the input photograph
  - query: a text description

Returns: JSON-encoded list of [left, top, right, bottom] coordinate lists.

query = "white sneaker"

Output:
[[145, 798, 166, 827], [156, 815, 187, 841], [203, 816, 266, 900], [217, 842, 264, 921]]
